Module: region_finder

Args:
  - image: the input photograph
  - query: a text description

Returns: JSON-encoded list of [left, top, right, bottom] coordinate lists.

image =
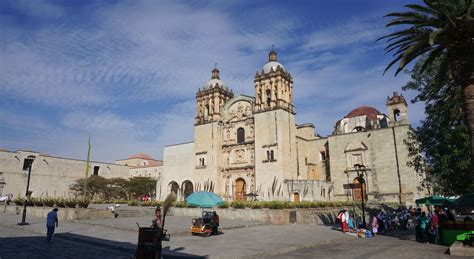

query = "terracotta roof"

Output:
[[345, 106, 382, 120], [128, 153, 155, 160]]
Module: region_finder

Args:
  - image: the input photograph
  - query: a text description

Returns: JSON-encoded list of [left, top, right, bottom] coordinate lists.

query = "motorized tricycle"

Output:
[[190, 211, 218, 237]]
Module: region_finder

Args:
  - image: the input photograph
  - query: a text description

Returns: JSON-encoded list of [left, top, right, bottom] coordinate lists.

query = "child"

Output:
[[370, 214, 379, 236]]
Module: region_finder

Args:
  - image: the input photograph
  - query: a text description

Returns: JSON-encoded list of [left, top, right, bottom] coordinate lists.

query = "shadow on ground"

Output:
[[0, 234, 204, 258]]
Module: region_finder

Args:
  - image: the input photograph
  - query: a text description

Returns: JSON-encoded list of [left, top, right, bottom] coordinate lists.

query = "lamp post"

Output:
[[18, 155, 36, 226], [354, 163, 366, 228]]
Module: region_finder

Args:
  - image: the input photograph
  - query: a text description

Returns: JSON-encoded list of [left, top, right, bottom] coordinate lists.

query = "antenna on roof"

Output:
[[214, 62, 217, 69]]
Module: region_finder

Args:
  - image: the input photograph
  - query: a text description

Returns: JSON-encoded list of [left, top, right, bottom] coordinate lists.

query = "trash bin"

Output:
[[135, 227, 162, 259]]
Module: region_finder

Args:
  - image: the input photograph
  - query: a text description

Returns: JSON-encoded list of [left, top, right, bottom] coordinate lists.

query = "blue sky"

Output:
[[0, 0, 425, 162]]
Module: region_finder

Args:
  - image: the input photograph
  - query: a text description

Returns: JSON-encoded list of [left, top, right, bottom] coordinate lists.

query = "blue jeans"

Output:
[[46, 226, 55, 241]]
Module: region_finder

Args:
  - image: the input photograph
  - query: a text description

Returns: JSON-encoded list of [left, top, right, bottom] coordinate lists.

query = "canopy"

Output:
[[185, 191, 224, 208], [455, 193, 474, 209], [415, 195, 456, 206]]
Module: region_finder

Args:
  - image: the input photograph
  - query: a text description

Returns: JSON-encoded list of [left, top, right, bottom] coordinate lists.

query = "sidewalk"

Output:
[[0, 212, 353, 258]]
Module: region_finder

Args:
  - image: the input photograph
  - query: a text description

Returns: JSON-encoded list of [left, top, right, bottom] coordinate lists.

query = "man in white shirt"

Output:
[[46, 207, 58, 242]]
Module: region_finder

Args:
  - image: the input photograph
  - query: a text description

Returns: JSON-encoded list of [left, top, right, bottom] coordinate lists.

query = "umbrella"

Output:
[[455, 193, 474, 209], [185, 191, 224, 208], [415, 195, 455, 206]]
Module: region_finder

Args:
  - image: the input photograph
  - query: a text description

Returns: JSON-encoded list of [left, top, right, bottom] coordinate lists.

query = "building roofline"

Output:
[[164, 141, 195, 148]]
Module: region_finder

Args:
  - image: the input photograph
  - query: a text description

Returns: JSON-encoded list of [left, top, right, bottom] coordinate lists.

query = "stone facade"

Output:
[[0, 150, 130, 198], [159, 50, 427, 205]]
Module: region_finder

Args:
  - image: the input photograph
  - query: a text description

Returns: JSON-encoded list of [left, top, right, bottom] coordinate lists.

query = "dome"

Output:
[[202, 67, 228, 90], [261, 49, 286, 74], [204, 78, 227, 89], [262, 61, 286, 74], [128, 153, 155, 160], [345, 106, 382, 120]]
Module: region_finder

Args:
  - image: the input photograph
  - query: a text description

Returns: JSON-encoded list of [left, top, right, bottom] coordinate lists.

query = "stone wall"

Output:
[[168, 207, 340, 225], [0, 150, 131, 198], [3, 205, 113, 221], [327, 125, 426, 205]]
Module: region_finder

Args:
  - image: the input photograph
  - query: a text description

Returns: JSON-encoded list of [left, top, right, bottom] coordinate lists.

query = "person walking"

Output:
[[46, 207, 58, 243]]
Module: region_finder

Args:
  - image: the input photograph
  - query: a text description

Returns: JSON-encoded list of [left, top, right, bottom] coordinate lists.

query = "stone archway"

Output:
[[168, 181, 179, 196], [182, 180, 194, 198], [235, 178, 246, 200]]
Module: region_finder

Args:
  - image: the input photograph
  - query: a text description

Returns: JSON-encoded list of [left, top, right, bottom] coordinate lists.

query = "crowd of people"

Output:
[[338, 206, 460, 244]]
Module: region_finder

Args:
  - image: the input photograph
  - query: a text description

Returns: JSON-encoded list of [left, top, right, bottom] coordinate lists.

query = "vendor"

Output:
[[152, 206, 162, 228], [211, 211, 220, 235]]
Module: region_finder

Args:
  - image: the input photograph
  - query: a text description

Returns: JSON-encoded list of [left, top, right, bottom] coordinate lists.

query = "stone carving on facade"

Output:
[[234, 149, 245, 163]]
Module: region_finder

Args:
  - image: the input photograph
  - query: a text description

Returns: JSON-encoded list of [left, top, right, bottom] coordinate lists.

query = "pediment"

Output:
[[344, 141, 368, 152]]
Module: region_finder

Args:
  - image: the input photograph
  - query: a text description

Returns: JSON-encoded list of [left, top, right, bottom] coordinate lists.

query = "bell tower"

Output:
[[386, 91, 409, 126], [254, 50, 295, 114], [195, 67, 234, 125]]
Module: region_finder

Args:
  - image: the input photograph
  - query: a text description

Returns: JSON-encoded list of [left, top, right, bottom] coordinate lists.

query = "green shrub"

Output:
[[30, 197, 44, 206], [230, 201, 245, 209], [128, 200, 139, 206], [13, 197, 24, 206], [249, 201, 263, 209], [173, 201, 187, 208], [77, 198, 90, 208], [55, 198, 66, 208], [218, 202, 229, 208], [65, 199, 77, 208], [43, 197, 55, 207]]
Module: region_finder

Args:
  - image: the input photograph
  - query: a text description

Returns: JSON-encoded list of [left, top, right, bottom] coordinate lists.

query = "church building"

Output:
[[158, 50, 427, 205]]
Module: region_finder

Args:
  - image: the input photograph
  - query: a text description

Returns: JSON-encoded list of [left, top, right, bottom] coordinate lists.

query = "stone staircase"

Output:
[[114, 207, 155, 218]]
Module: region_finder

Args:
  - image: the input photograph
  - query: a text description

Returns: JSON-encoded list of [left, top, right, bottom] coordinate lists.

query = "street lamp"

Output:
[[354, 163, 366, 228], [18, 155, 36, 226]]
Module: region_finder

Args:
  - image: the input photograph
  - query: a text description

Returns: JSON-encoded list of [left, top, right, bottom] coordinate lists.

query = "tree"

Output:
[[403, 55, 473, 195], [126, 177, 157, 198], [379, 0, 474, 164], [69, 175, 108, 200], [102, 178, 129, 200]]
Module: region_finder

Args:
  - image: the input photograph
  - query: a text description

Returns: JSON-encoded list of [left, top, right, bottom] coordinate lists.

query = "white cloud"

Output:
[[0, 1, 426, 161]]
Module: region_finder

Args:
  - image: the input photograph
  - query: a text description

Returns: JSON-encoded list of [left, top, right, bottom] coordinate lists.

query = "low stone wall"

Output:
[[168, 207, 340, 225], [3, 205, 113, 221]]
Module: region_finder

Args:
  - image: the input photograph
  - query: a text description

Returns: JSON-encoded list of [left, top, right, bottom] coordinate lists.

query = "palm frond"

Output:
[[397, 40, 433, 75], [405, 4, 440, 16], [420, 47, 445, 73]]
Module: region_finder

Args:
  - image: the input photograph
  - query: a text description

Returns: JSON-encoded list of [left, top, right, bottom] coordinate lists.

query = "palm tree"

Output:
[[378, 0, 474, 163]]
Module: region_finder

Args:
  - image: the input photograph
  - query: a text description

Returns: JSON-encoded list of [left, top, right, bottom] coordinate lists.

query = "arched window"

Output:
[[393, 109, 401, 122], [353, 126, 365, 132], [237, 128, 245, 143]]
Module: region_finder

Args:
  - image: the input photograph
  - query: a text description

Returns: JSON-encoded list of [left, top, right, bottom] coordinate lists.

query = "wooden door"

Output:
[[293, 192, 300, 203], [235, 178, 246, 200], [353, 178, 366, 201]]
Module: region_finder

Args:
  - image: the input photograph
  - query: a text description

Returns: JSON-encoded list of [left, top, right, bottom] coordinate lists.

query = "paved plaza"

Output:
[[0, 210, 456, 258]]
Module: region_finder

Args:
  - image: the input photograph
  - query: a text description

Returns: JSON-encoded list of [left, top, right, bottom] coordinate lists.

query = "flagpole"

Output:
[[84, 136, 91, 198]]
